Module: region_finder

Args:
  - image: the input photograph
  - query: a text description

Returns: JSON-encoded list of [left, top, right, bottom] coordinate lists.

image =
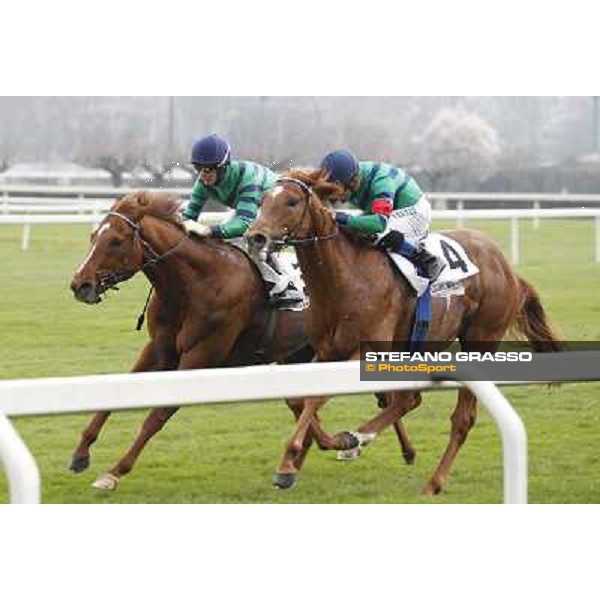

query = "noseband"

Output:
[[95, 210, 189, 293], [275, 178, 338, 246]]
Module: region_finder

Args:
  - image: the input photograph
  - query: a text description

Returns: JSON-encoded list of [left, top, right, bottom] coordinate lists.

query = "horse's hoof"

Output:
[[69, 455, 90, 473], [273, 472, 297, 490], [92, 472, 120, 491], [403, 453, 415, 465], [337, 447, 362, 461], [340, 431, 377, 449], [423, 480, 443, 497]]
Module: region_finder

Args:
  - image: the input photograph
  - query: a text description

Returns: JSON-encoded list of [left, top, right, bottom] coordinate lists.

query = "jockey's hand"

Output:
[[334, 212, 350, 226], [183, 219, 212, 237]]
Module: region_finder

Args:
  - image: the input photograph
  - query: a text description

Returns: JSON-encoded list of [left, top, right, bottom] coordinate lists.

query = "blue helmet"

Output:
[[191, 134, 231, 167], [320, 149, 359, 185]]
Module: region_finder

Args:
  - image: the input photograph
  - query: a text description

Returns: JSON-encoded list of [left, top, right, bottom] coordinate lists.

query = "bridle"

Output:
[[95, 210, 190, 294], [275, 177, 339, 246]]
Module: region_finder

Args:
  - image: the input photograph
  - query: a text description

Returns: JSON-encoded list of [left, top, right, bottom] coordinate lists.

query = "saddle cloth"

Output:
[[386, 233, 479, 297]]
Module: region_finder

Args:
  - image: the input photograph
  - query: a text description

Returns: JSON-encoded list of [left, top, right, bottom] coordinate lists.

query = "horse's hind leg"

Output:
[[379, 392, 422, 464], [92, 406, 180, 490], [423, 387, 477, 496], [69, 341, 159, 474], [423, 333, 502, 496]]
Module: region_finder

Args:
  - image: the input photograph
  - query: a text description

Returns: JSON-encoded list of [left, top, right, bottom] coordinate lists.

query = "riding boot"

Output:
[[266, 255, 304, 307], [378, 231, 445, 281], [413, 245, 446, 281], [250, 254, 303, 308]]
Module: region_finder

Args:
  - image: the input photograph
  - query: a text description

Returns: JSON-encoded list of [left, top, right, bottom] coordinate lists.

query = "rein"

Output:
[[276, 178, 339, 247]]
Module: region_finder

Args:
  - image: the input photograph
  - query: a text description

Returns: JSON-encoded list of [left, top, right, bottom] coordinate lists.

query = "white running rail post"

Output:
[[0, 411, 41, 503], [533, 199, 540, 229], [456, 199, 464, 227], [21, 224, 31, 251], [462, 380, 528, 504], [511, 216, 520, 265]]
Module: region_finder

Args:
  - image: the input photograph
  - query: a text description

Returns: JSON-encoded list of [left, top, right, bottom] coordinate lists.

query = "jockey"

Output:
[[320, 149, 445, 280], [182, 134, 303, 307]]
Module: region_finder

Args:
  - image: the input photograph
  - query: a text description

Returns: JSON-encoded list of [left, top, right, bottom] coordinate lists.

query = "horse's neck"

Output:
[[295, 234, 356, 308], [139, 218, 214, 295]]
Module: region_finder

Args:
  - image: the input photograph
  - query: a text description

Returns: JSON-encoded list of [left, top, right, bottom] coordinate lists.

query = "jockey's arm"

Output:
[[211, 196, 258, 239], [335, 210, 388, 234], [182, 180, 209, 221], [336, 177, 395, 235]]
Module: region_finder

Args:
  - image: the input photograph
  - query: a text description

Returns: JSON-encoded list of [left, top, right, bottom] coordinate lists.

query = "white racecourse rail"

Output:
[[2, 207, 600, 265], [0, 362, 527, 505], [2, 186, 600, 261]]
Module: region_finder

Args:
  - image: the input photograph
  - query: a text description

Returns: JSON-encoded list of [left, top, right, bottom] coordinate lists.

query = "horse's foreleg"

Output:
[[333, 391, 417, 461], [92, 406, 180, 491], [423, 388, 477, 496], [274, 397, 329, 489], [69, 411, 111, 473], [70, 341, 160, 474], [276, 396, 363, 489], [286, 399, 316, 471]]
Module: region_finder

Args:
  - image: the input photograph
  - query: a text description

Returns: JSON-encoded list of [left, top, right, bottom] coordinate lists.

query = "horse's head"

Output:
[[247, 169, 340, 259], [70, 191, 182, 304]]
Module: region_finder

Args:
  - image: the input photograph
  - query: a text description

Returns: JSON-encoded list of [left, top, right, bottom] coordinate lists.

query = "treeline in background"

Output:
[[1, 96, 600, 192]]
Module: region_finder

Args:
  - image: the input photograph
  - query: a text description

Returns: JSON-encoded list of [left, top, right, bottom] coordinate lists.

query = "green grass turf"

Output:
[[0, 219, 599, 503]]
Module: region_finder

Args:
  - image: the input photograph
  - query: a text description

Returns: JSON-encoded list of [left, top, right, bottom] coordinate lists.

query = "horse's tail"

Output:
[[514, 276, 565, 352]]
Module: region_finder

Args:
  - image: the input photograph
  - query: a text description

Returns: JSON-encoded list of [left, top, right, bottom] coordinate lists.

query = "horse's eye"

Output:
[[287, 199, 298, 208], [109, 238, 123, 249]]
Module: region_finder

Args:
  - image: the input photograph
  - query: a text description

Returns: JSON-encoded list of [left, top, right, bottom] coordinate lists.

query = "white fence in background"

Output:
[[1, 206, 600, 265], [0, 361, 527, 504], [3, 184, 600, 203]]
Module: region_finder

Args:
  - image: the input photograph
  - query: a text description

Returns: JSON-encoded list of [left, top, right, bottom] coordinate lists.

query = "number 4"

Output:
[[440, 240, 468, 272]]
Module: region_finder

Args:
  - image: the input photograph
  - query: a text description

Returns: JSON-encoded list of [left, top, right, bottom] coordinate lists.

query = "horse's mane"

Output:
[[111, 191, 251, 258], [113, 191, 186, 232], [284, 168, 344, 204]]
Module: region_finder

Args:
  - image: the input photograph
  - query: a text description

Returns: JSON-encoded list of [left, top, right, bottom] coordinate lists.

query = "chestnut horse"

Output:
[[247, 169, 564, 495], [69, 191, 315, 491]]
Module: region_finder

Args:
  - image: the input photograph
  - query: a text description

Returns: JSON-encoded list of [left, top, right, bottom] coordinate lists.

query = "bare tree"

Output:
[[72, 100, 150, 187], [416, 106, 502, 190]]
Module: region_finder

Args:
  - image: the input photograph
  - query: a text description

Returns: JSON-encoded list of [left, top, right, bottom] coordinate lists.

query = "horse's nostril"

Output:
[[250, 233, 267, 249], [73, 281, 95, 302], [78, 282, 93, 295]]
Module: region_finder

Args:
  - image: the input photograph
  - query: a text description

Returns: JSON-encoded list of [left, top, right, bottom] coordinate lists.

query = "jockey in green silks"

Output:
[[181, 134, 303, 307], [319, 149, 444, 280]]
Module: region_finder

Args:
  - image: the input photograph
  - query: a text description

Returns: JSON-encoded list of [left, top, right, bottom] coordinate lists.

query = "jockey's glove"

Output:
[[335, 212, 350, 226], [183, 219, 212, 237]]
